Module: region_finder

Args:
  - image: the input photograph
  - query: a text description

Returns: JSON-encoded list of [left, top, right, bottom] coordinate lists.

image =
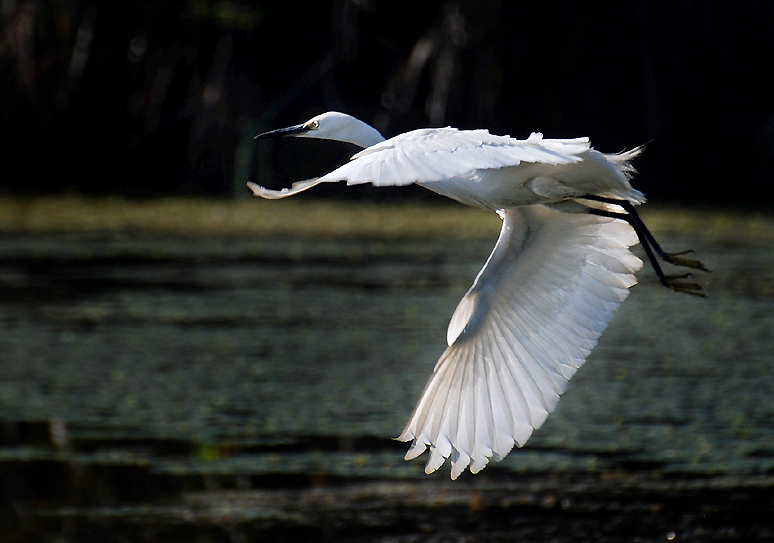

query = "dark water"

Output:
[[1, 229, 773, 542]]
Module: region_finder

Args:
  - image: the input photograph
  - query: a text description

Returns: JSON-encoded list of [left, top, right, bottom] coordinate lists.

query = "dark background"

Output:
[[2, 0, 772, 206]]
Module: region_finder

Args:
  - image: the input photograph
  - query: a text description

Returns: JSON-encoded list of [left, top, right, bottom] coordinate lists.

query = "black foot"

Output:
[[662, 273, 706, 297], [661, 250, 710, 273]]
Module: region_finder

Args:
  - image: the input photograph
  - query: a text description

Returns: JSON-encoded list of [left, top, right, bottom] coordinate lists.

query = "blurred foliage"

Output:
[[1, 1, 773, 205]]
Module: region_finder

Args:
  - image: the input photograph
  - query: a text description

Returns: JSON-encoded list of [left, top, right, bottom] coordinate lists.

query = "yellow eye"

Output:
[[305, 120, 319, 130]]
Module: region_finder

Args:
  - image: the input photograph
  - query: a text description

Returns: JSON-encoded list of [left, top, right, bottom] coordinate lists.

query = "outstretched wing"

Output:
[[323, 130, 589, 186], [397, 205, 643, 479], [247, 131, 591, 198]]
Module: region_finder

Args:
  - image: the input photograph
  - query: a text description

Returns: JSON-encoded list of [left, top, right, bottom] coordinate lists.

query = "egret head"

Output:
[[255, 111, 385, 148]]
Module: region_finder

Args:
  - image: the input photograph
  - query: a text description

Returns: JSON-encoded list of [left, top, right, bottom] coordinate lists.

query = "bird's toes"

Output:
[[663, 273, 706, 297], [663, 250, 710, 272]]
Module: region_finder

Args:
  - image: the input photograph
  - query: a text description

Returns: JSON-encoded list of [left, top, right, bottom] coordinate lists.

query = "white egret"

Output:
[[249, 111, 708, 479]]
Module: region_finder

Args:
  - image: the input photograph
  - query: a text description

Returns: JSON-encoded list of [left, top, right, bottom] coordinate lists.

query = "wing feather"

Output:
[[398, 205, 643, 478], [321, 129, 587, 188], [489, 316, 552, 425]]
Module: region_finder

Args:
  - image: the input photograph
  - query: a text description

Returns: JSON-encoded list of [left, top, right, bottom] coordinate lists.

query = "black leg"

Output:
[[580, 195, 708, 271], [580, 195, 708, 297]]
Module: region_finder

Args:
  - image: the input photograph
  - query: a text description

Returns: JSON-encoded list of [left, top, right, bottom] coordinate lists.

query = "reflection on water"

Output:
[[1, 231, 773, 541]]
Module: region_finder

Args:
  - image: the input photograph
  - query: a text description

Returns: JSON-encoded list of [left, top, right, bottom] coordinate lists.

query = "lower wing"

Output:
[[398, 205, 643, 478]]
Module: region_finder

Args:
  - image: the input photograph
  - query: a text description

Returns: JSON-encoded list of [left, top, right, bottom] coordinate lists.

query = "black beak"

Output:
[[254, 123, 310, 140]]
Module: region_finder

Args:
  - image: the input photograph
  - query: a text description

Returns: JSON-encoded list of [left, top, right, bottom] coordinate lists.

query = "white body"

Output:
[[250, 112, 645, 478]]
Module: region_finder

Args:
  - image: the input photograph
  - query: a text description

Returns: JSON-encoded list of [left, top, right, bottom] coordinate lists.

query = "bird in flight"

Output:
[[249, 111, 708, 479]]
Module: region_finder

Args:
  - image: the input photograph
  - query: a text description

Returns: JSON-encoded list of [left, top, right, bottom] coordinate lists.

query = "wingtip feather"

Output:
[[246, 178, 323, 199]]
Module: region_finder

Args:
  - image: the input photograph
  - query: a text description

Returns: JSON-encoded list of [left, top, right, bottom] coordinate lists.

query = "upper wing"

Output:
[[397, 205, 643, 479], [247, 130, 591, 198], [321, 130, 589, 187]]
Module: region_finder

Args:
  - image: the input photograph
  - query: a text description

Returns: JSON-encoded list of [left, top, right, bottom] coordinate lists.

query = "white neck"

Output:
[[336, 120, 386, 148], [303, 112, 386, 148]]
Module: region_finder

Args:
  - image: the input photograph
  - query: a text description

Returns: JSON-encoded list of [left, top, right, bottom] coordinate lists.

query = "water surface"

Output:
[[1, 218, 773, 541]]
